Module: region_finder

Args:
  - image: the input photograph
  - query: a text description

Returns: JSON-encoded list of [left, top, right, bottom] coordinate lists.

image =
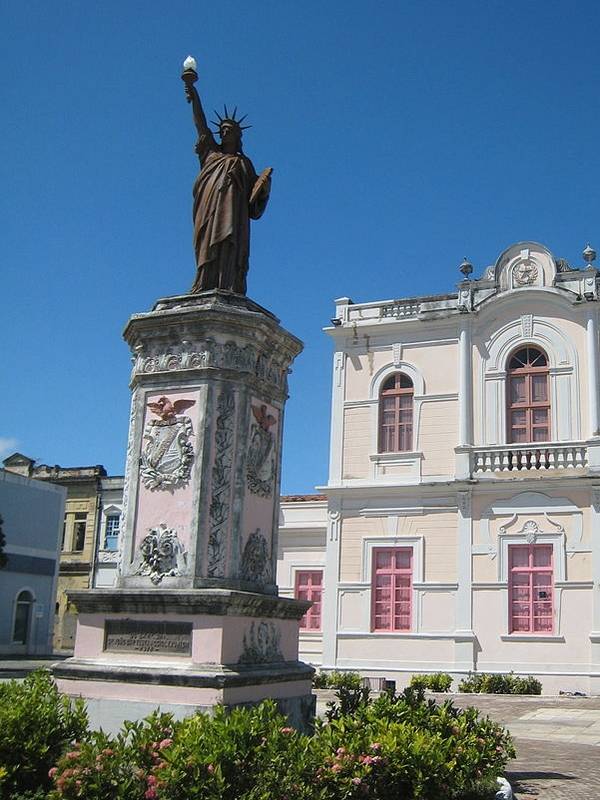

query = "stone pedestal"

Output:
[[54, 292, 314, 731]]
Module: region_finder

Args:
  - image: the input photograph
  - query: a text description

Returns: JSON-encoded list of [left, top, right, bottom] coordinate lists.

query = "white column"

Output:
[[456, 319, 473, 480], [321, 500, 342, 669], [587, 310, 600, 438]]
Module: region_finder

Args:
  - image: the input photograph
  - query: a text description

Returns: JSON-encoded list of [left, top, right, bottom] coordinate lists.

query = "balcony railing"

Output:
[[472, 442, 588, 474]]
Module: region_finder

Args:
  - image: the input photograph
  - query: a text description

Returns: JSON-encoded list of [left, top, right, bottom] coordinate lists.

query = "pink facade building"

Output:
[[277, 241, 600, 694]]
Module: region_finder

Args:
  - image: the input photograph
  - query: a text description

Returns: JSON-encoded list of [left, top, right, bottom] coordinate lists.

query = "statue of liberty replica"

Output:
[[182, 57, 273, 295]]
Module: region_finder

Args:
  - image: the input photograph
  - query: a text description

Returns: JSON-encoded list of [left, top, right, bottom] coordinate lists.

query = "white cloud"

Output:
[[0, 437, 19, 461]]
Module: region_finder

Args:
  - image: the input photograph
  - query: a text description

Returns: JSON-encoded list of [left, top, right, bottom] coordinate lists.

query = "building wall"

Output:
[[319, 241, 600, 693], [0, 470, 65, 655]]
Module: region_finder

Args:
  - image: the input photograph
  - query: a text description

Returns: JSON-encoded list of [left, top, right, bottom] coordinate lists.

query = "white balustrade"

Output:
[[472, 443, 588, 475]]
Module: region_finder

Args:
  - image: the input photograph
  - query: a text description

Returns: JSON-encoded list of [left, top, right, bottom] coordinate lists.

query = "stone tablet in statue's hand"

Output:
[[250, 167, 273, 206]]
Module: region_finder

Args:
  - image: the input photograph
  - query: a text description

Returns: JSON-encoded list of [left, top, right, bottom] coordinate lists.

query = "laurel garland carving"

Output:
[[207, 389, 236, 577], [238, 621, 283, 665], [132, 339, 287, 391], [240, 528, 272, 585]]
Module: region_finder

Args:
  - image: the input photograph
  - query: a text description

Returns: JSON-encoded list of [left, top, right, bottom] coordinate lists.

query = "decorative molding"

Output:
[[133, 524, 188, 584], [207, 389, 235, 577], [118, 387, 140, 577], [240, 529, 272, 584], [133, 338, 288, 394], [513, 261, 538, 287], [457, 491, 471, 517], [238, 621, 283, 664], [520, 313, 533, 338], [98, 551, 119, 563], [392, 342, 402, 366]]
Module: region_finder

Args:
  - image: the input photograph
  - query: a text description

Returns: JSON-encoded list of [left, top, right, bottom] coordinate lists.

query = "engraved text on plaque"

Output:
[[104, 620, 192, 655]]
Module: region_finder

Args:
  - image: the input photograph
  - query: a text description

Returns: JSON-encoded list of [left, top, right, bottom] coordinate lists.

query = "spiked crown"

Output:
[[211, 105, 251, 136]]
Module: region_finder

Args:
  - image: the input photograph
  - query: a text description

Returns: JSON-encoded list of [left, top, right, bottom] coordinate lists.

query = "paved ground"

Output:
[[432, 693, 600, 799]]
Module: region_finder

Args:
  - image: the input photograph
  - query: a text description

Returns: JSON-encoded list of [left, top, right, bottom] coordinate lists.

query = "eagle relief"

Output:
[[246, 403, 277, 497], [140, 396, 196, 490]]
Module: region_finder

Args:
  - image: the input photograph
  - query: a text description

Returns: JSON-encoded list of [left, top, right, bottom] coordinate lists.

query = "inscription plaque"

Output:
[[104, 620, 192, 655]]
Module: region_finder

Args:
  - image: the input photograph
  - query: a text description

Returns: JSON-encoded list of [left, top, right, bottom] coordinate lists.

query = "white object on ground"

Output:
[[495, 776, 513, 799]]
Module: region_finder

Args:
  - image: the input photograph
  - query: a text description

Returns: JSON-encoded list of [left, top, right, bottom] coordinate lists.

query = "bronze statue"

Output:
[[182, 58, 272, 295]]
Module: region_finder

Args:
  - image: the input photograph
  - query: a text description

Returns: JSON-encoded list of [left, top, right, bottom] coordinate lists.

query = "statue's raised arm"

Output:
[[180, 55, 273, 296]]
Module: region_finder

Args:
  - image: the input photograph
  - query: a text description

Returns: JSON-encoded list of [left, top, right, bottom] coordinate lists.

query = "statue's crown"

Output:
[[211, 105, 251, 134]]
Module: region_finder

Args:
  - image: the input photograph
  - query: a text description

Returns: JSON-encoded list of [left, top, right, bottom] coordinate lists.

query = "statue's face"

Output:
[[220, 124, 241, 152]]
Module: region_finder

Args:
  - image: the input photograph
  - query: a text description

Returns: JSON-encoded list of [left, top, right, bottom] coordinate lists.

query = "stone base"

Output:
[[54, 588, 314, 731], [54, 660, 315, 733]]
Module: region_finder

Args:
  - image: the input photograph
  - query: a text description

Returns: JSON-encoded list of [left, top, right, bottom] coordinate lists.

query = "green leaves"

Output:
[[0, 670, 88, 798], [4, 672, 514, 800], [459, 671, 542, 695]]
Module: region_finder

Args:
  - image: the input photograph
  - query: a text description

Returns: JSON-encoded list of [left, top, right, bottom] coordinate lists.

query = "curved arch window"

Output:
[[13, 590, 33, 644], [507, 347, 550, 443], [379, 373, 414, 452]]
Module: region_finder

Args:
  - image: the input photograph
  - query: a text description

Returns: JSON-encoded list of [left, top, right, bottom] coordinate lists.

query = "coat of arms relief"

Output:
[[140, 396, 196, 490], [246, 403, 277, 497]]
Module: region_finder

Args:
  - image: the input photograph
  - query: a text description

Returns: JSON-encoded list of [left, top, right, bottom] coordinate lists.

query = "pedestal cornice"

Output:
[[67, 588, 310, 620]]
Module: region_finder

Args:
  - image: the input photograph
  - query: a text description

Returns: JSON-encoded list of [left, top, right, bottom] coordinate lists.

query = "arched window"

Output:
[[507, 346, 550, 443], [12, 590, 33, 644], [379, 373, 414, 452]]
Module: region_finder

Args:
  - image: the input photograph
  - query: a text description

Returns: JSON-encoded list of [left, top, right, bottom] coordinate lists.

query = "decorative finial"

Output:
[[583, 243, 597, 265], [459, 257, 473, 279]]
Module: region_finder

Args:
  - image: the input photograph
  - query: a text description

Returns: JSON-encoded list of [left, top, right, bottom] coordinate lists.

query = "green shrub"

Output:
[[0, 670, 88, 799], [7, 672, 514, 800], [459, 671, 542, 695], [312, 671, 329, 689], [409, 672, 453, 692], [312, 670, 363, 690]]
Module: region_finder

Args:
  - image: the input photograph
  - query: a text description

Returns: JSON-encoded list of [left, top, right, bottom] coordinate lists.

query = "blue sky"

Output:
[[3, 1, 600, 493]]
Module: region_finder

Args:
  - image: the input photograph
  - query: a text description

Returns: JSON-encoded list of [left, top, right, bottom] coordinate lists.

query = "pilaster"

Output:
[[454, 489, 475, 671], [321, 499, 342, 668]]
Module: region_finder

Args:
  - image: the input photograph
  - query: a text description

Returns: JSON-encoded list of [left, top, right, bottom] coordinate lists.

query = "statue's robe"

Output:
[[191, 132, 268, 294]]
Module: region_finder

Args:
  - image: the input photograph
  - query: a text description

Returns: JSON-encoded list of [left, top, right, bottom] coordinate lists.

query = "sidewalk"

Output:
[[0, 655, 68, 678]]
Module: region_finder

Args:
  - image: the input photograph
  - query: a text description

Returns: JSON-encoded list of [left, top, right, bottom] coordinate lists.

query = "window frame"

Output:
[[12, 589, 34, 645], [506, 346, 551, 444], [104, 514, 121, 551], [508, 543, 554, 635], [294, 570, 323, 631], [378, 373, 414, 454], [72, 512, 87, 552], [370, 547, 413, 632]]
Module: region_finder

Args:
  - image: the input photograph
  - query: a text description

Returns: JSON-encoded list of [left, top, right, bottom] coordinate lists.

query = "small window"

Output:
[[104, 515, 120, 551], [507, 346, 550, 444], [295, 571, 323, 631], [371, 548, 412, 631], [509, 544, 554, 634], [379, 373, 414, 453], [13, 590, 34, 644], [73, 513, 87, 552]]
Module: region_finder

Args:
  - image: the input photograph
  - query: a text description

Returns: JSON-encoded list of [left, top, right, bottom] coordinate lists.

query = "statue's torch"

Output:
[[181, 55, 198, 89]]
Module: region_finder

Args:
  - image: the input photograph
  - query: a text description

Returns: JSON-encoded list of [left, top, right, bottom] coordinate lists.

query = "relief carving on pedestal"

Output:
[[238, 621, 283, 664], [134, 524, 188, 584], [140, 396, 196, 490], [240, 528, 272, 584], [207, 389, 235, 577], [246, 403, 277, 497]]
